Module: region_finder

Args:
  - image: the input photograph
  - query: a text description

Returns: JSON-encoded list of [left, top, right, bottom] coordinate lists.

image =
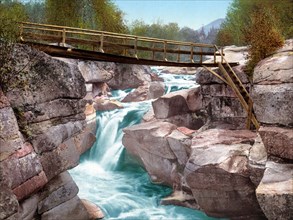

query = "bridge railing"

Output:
[[19, 22, 223, 64]]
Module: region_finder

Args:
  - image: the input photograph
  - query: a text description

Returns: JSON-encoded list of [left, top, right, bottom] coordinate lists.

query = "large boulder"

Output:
[[6, 44, 86, 107], [252, 84, 293, 126], [152, 87, 202, 119], [107, 64, 151, 90], [121, 82, 165, 102], [184, 129, 265, 219], [123, 121, 177, 185], [41, 196, 89, 220], [252, 41, 293, 127], [77, 60, 114, 83], [121, 85, 149, 102], [38, 171, 79, 214], [253, 52, 293, 84], [256, 162, 293, 220], [148, 81, 165, 99], [258, 126, 293, 160]]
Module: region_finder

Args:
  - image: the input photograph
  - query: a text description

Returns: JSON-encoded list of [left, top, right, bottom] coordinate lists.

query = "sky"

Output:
[[113, 0, 233, 30]]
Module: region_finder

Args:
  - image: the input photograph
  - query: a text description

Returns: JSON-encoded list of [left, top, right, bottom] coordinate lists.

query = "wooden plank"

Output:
[[24, 42, 238, 67]]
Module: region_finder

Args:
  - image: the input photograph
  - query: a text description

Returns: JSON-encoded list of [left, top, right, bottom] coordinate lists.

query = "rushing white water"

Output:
[[69, 69, 222, 220]]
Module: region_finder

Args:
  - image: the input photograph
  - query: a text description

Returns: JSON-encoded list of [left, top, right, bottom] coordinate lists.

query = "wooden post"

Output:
[[177, 45, 180, 63], [99, 33, 104, 53], [19, 23, 24, 41], [200, 47, 203, 64], [221, 47, 224, 63], [134, 37, 138, 59], [190, 44, 194, 63], [152, 42, 155, 60], [164, 41, 167, 61], [62, 29, 66, 46], [214, 46, 216, 63], [246, 98, 253, 130], [123, 38, 126, 56]]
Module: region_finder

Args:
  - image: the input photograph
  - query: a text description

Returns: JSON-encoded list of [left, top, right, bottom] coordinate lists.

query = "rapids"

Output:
[[69, 69, 222, 220]]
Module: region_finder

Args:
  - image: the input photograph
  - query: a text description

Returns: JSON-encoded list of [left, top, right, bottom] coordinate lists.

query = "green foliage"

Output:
[[0, 0, 29, 92], [24, 0, 46, 23], [216, 0, 289, 76], [244, 4, 284, 76], [44, 0, 127, 33], [0, 0, 28, 42], [216, 0, 293, 46]]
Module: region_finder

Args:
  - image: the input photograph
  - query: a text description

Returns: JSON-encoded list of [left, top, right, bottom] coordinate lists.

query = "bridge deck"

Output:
[[26, 42, 238, 67], [19, 22, 238, 67]]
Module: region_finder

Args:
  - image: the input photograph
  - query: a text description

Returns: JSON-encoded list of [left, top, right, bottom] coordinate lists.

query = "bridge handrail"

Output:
[[19, 21, 215, 48]]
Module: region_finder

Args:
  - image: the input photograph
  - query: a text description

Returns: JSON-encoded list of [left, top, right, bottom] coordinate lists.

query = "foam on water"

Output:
[[69, 70, 223, 220]]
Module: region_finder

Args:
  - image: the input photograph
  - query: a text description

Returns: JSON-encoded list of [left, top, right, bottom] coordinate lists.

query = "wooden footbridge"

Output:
[[18, 22, 259, 130]]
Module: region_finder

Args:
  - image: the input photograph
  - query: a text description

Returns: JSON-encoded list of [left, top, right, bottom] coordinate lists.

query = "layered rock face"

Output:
[[123, 125, 267, 219], [252, 39, 293, 219], [57, 58, 155, 111], [195, 46, 250, 129], [123, 42, 293, 219], [123, 81, 267, 219], [0, 44, 97, 219]]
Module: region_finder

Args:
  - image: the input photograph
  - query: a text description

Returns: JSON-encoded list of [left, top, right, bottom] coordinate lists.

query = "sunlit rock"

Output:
[[252, 84, 293, 126], [108, 64, 151, 90], [184, 129, 265, 219], [152, 87, 202, 119], [123, 121, 177, 185], [259, 126, 293, 160], [81, 199, 104, 220]]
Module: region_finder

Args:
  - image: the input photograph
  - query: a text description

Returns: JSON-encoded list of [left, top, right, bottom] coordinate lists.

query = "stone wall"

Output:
[[194, 46, 250, 130], [0, 44, 97, 220], [252, 39, 293, 220]]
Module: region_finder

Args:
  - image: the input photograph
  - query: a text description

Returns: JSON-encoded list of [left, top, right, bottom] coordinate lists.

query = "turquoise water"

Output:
[[69, 71, 221, 220]]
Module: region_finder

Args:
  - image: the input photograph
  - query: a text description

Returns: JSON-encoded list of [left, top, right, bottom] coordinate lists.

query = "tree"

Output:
[[244, 3, 284, 76], [45, 0, 82, 27], [216, 0, 293, 46], [179, 27, 200, 43], [24, 0, 46, 24], [44, 0, 127, 33]]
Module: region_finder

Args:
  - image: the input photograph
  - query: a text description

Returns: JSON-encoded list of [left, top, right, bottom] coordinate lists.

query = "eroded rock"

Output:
[[152, 87, 202, 119], [123, 121, 177, 185], [256, 162, 293, 220], [108, 64, 151, 90], [252, 83, 293, 126], [184, 129, 265, 219], [259, 126, 293, 160], [38, 171, 79, 214], [41, 196, 89, 220]]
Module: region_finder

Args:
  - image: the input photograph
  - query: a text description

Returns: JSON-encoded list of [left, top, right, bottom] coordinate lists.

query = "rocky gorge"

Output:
[[122, 40, 293, 219], [0, 39, 292, 220]]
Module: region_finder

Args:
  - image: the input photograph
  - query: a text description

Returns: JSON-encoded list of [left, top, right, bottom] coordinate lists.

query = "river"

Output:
[[69, 69, 221, 220]]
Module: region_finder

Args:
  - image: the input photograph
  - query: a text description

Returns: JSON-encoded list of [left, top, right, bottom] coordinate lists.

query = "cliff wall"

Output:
[[0, 44, 96, 219]]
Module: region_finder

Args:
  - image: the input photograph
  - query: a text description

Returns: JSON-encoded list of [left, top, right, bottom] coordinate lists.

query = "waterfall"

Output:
[[69, 69, 220, 220]]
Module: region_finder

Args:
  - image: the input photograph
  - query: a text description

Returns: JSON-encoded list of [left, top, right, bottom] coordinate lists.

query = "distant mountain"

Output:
[[197, 18, 225, 34]]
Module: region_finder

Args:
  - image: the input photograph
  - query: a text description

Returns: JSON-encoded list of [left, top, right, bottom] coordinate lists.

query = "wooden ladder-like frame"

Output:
[[202, 46, 260, 130]]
